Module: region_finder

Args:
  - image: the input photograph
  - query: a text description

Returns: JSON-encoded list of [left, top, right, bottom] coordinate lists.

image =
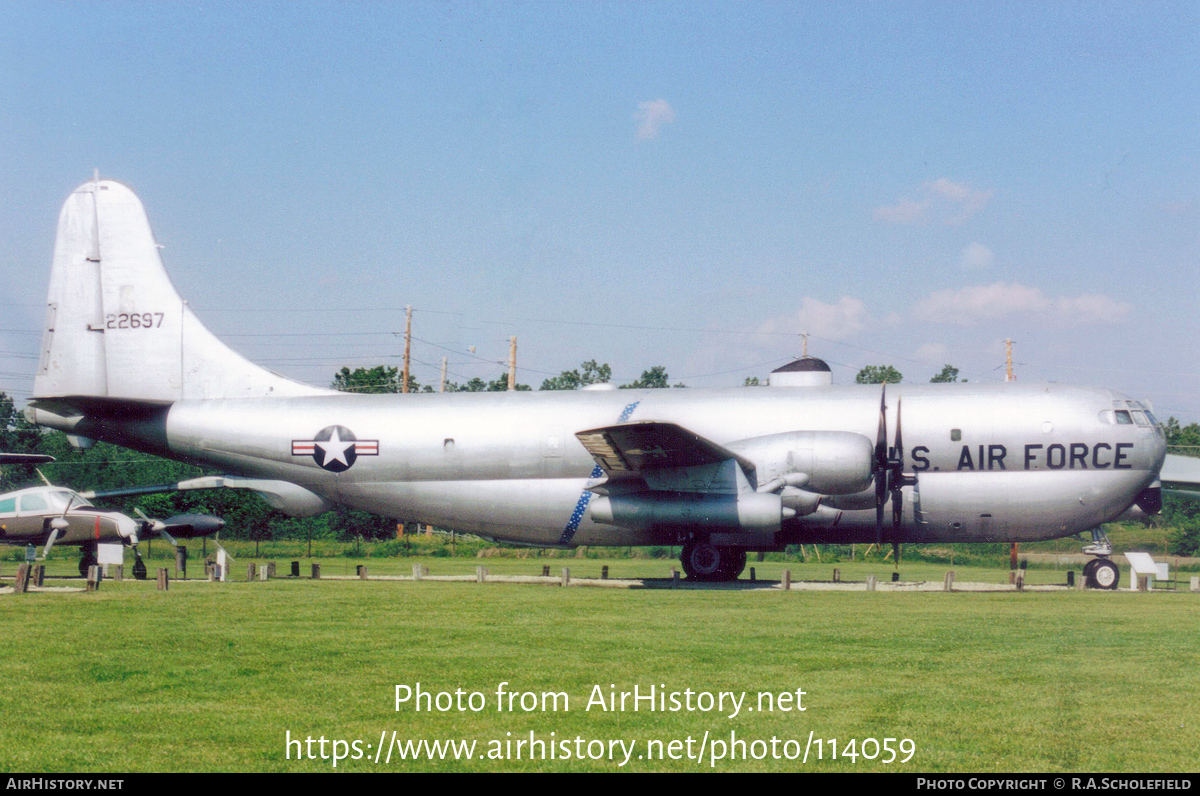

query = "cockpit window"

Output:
[[1146, 410, 1161, 427], [1131, 410, 1149, 426], [1114, 410, 1133, 425], [19, 494, 48, 512], [45, 490, 88, 511]]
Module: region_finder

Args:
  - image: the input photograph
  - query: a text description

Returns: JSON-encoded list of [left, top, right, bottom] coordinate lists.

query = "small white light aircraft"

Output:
[[24, 177, 1200, 586], [0, 453, 224, 576]]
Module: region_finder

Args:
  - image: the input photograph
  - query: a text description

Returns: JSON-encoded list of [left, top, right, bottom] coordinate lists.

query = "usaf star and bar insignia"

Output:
[[292, 425, 379, 472]]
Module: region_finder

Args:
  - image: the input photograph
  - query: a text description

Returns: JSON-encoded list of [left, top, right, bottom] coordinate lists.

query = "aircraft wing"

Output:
[[574, 421, 759, 496], [0, 453, 55, 464], [82, 475, 330, 517], [575, 421, 754, 474], [1161, 453, 1200, 498]]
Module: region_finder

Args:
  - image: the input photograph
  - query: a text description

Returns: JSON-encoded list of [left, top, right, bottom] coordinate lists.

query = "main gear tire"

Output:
[[681, 540, 723, 581], [1082, 559, 1099, 581], [721, 549, 748, 581], [1089, 558, 1120, 590]]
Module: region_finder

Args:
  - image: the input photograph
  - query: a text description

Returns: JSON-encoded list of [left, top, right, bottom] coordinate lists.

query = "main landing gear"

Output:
[[78, 543, 97, 577], [680, 540, 747, 582], [1082, 528, 1119, 590]]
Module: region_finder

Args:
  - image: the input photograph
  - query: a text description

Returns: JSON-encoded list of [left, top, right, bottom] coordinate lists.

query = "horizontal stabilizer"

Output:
[[1161, 454, 1200, 499]]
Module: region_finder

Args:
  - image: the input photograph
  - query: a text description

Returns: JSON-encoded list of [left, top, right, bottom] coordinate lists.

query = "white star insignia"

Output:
[[316, 427, 355, 468]]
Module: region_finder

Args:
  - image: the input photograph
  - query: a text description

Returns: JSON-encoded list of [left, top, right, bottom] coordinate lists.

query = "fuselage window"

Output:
[[950, 429, 962, 441], [0, 498, 15, 513], [1114, 410, 1133, 425]]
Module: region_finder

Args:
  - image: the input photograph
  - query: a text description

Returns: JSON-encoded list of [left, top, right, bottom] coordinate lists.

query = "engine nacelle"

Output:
[[589, 491, 789, 534], [728, 431, 874, 495]]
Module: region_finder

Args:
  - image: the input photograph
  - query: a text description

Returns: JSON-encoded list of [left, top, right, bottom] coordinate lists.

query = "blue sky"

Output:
[[1, 2, 1197, 419]]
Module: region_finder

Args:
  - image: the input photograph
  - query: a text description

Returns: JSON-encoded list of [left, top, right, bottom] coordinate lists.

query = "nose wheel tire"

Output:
[[1085, 558, 1120, 590], [680, 541, 745, 582], [132, 554, 147, 581]]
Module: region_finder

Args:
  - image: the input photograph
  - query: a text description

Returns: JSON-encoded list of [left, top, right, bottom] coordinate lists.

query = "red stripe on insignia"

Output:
[[355, 442, 379, 455]]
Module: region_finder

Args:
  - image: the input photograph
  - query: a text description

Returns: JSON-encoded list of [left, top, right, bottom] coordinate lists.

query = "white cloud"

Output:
[[1055, 293, 1134, 325], [758, 296, 869, 341], [912, 282, 1131, 326], [959, 242, 995, 270], [874, 178, 993, 225], [635, 99, 676, 140]]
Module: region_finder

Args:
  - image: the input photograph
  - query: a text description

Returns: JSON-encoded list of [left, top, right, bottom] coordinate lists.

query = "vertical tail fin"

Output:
[[33, 177, 330, 404]]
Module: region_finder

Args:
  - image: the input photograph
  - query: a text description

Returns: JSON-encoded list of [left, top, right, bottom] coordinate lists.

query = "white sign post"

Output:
[[97, 543, 124, 577], [1124, 552, 1159, 591]]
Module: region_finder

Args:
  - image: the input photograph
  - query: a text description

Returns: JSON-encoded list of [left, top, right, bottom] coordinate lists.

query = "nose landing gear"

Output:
[[1082, 529, 1120, 590]]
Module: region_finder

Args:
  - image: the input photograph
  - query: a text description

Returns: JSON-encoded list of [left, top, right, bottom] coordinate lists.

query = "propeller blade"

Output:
[[875, 385, 888, 546], [891, 396, 905, 533], [41, 528, 61, 559], [875, 384, 888, 467]]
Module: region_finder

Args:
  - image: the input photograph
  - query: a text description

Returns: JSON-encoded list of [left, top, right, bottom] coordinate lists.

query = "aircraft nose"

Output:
[[115, 514, 139, 540]]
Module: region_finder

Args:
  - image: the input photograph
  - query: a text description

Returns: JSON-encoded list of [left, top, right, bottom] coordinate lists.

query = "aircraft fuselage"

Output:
[[65, 381, 1164, 547]]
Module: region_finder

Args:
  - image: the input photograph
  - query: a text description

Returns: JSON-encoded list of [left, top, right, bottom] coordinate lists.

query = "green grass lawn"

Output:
[[1, 571, 1197, 772]]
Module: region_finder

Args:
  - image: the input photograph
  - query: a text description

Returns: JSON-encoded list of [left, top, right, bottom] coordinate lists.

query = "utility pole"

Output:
[[440, 356, 447, 393], [1005, 338, 1014, 382], [403, 306, 412, 393], [507, 336, 517, 391], [801, 332, 809, 357]]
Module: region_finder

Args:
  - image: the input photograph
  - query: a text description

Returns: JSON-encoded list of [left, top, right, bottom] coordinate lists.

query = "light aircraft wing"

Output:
[[1161, 453, 1200, 498], [81, 475, 330, 517], [0, 453, 55, 464]]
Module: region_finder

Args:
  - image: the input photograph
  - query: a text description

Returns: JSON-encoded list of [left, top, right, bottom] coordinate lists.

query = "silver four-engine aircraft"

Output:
[[23, 177, 1200, 587]]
